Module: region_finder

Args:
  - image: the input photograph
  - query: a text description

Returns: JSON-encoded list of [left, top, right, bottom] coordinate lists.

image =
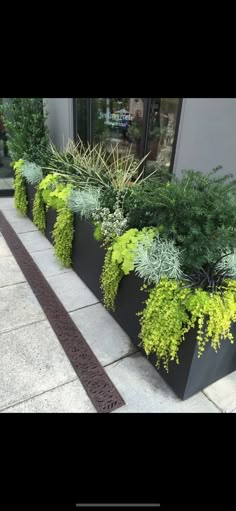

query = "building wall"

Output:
[[43, 98, 73, 149], [173, 98, 236, 177]]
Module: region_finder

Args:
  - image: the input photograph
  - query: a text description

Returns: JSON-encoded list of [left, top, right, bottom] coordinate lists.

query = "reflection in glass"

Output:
[[92, 98, 144, 158], [146, 98, 179, 173]]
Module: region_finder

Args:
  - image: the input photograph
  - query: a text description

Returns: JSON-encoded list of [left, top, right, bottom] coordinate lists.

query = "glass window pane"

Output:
[[91, 98, 145, 158], [75, 98, 88, 144], [146, 98, 179, 172]]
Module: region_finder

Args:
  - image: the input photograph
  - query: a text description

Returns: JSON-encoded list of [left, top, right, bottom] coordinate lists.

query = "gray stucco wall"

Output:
[[43, 98, 73, 149], [173, 98, 236, 178]]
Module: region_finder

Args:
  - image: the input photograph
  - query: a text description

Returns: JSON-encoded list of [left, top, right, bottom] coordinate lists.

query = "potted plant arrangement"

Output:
[[3, 98, 236, 401]]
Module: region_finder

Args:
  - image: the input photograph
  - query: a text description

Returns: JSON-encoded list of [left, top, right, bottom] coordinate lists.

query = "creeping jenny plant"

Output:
[[13, 159, 28, 215]]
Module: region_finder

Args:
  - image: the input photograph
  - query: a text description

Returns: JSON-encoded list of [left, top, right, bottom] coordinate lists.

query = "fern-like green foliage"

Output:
[[151, 168, 236, 271], [33, 185, 46, 233], [139, 278, 236, 371], [39, 174, 73, 211], [68, 187, 100, 219], [52, 208, 74, 267], [21, 161, 43, 185], [13, 159, 28, 215], [100, 246, 124, 311], [112, 228, 157, 275], [134, 232, 183, 284]]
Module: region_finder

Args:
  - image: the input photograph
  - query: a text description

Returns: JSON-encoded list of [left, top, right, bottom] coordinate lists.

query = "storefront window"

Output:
[[75, 98, 88, 144], [146, 98, 179, 172], [91, 98, 145, 158]]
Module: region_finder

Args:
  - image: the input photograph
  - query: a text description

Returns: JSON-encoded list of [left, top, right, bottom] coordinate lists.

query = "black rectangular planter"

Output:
[[45, 208, 57, 245], [25, 183, 57, 245], [23, 196, 236, 400], [72, 214, 105, 301], [71, 219, 236, 400], [109, 271, 236, 399]]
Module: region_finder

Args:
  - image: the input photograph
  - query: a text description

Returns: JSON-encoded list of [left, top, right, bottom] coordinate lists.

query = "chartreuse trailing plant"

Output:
[[33, 186, 46, 233], [52, 208, 74, 267], [38, 174, 74, 266], [39, 173, 73, 211], [21, 161, 43, 185], [100, 246, 124, 311], [138, 278, 236, 371], [13, 159, 28, 215], [100, 227, 157, 310], [112, 228, 157, 275]]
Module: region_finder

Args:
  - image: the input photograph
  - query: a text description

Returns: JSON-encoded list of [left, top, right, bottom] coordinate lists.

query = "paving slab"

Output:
[[18, 230, 52, 253], [3, 207, 28, 221], [1, 379, 96, 413], [0, 197, 14, 210], [70, 303, 137, 366], [47, 272, 99, 312], [204, 370, 236, 412], [0, 282, 46, 334], [105, 353, 220, 413], [0, 236, 12, 257], [8, 219, 38, 233], [0, 256, 26, 287], [31, 248, 72, 277], [0, 321, 77, 410]]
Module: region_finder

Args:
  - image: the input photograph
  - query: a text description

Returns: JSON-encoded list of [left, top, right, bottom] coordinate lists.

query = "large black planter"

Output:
[[23, 196, 236, 400], [72, 214, 105, 301], [25, 183, 37, 222], [70, 219, 236, 400], [45, 208, 57, 245]]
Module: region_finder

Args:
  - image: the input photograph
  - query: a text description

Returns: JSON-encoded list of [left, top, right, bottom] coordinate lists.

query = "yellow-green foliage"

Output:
[[39, 174, 73, 210], [112, 227, 157, 275], [52, 208, 74, 267], [186, 280, 236, 355], [33, 185, 46, 233], [139, 278, 236, 371], [13, 159, 28, 215], [100, 246, 124, 311]]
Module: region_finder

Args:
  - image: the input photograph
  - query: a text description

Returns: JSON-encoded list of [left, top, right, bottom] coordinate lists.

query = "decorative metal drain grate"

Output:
[[0, 211, 125, 413]]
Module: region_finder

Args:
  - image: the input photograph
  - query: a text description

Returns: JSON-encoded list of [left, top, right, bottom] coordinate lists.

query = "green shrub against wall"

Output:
[[0, 98, 49, 165]]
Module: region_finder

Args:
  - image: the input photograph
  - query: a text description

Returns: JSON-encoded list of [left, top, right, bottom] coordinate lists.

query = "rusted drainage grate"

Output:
[[0, 211, 125, 413]]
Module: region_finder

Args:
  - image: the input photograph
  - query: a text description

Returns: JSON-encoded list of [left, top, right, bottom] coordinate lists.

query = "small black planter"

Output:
[[72, 214, 105, 301], [25, 183, 37, 222], [45, 207, 57, 245]]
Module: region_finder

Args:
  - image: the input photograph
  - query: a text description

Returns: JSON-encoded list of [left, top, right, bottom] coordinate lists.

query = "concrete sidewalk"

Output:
[[0, 197, 235, 413]]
